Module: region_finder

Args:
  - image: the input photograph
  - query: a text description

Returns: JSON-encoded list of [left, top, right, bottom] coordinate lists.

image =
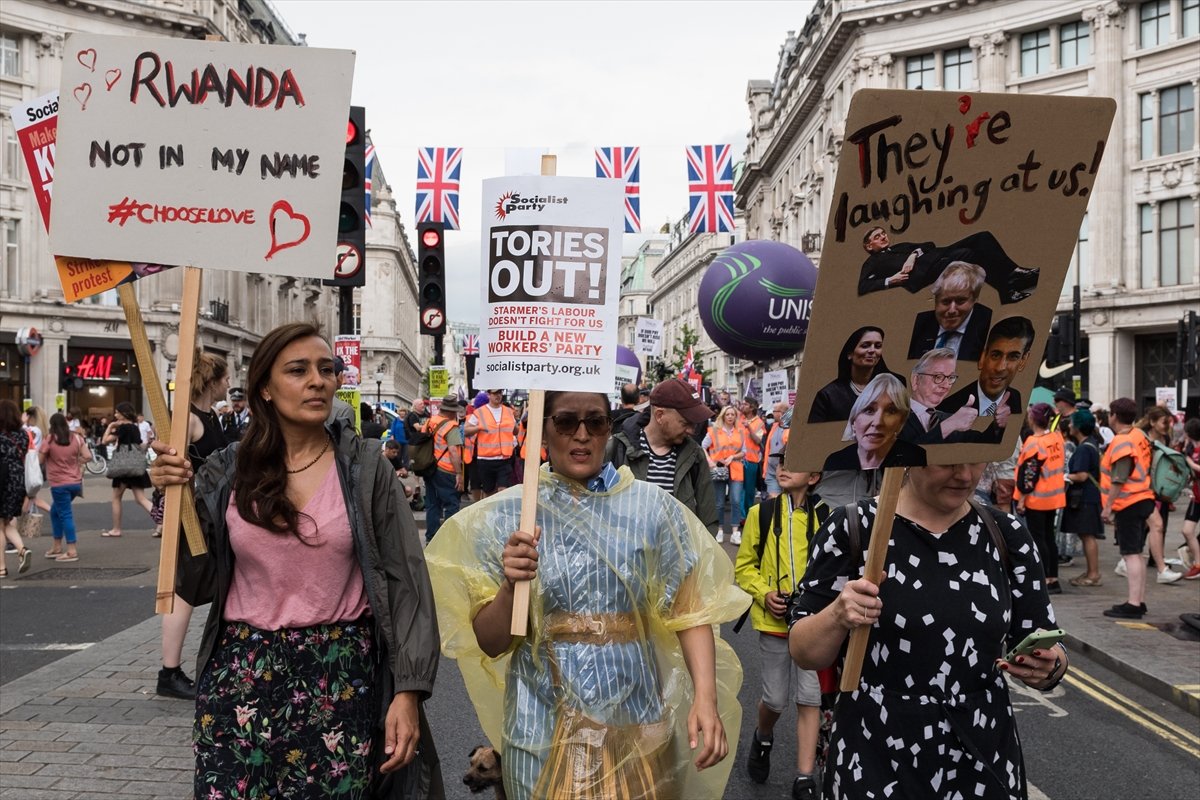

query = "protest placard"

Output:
[[787, 90, 1115, 474], [1156, 387, 1177, 414], [762, 369, 790, 407], [476, 175, 625, 394], [428, 366, 449, 399], [612, 363, 640, 402], [333, 336, 361, 387], [634, 317, 664, 357], [49, 33, 354, 278], [12, 90, 173, 302]]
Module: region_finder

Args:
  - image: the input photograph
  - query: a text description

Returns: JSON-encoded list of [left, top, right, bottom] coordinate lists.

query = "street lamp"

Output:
[[374, 369, 385, 409]]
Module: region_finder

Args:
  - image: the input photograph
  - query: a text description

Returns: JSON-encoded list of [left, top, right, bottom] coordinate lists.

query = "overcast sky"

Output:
[[272, 0, 814, 324]]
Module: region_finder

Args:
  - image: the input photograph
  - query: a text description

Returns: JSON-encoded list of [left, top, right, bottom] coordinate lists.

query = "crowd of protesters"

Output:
[[5, 321, 1199, 800]]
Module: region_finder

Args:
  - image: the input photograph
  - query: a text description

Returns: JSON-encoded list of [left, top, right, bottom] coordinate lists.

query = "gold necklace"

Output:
[[286, 437, 331, 474]]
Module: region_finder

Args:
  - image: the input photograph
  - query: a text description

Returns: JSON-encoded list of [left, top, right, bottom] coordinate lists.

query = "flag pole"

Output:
[[510, 153, 556, 637]]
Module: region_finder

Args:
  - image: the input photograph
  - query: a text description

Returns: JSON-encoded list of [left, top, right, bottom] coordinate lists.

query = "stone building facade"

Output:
[[736, 0, 1198, 414]]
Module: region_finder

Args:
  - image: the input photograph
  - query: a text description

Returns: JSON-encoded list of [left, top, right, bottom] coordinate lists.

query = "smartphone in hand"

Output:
[[1005, 628, 1065, 662]]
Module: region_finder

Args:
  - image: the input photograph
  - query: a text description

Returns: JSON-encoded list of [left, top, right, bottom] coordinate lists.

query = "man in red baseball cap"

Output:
[[606, 378, 718, 536]]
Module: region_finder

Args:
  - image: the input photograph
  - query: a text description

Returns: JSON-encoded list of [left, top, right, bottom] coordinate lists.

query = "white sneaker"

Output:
[[1114, 559, 1127, 577], [730, 528, 742, 545], [1156, 568, 1183, 584], [715, 528, 725, 543]]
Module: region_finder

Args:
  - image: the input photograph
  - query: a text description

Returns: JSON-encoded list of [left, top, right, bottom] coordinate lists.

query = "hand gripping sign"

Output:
[[479, 168, 625, 634], [785, 89, 1115, 690]]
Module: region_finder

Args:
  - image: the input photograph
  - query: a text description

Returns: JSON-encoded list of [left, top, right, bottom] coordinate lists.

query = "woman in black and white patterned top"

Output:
[[788, 463, 1065, 800]]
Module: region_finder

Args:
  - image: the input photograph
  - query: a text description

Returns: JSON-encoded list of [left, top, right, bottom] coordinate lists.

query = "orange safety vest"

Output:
[[743, 416, 766, 464], [708, 425, 746, 482], [425, 415, 459, 474], [1013, 431, 1066, 511], [764, 422, 790, 464], [1101, 428, 1155, 512], [475, 404, 517, 459], [517, 419, 547, 463], [461, 409, 478, 465]]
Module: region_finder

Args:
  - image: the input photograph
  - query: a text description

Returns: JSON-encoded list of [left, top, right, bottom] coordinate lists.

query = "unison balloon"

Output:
[[698, 240, 817, 362]]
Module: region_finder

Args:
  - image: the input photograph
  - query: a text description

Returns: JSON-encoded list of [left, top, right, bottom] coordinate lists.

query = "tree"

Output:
[[668, 323, 706, 377]]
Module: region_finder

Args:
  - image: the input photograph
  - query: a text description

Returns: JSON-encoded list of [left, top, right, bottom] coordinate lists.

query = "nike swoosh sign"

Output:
[[1038, 357, 1089, 379]]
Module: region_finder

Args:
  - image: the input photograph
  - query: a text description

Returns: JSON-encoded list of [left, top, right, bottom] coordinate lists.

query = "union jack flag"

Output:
[[363, 141, 376, 227], [686, 144, 735, 234], [594, 147, 641, 233], [681, 345, 695, 377], [415, 147, 462, 230], [461, 333, 479, 356]]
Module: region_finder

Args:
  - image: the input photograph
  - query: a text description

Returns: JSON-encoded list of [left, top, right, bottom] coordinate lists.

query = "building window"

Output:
[[0, 34, 18, 78], [1059, 21, 1091, 67], [1140, 0, 1171, 47], [943, 47, 974, 91], [352, 302, 361, 335], [1159, 198, 1195, 286], [1063, 213, 1090, 297], [1139, 204, 1155, 287], [906, 53, 935, 89], [1160, 85, 1195, 156], [1185, 0, 1199, 36], [2, 219, 17, 297], [1140, 93, 1156, 160], [1020, 29, 1051, 76], [3, 126, 20, 181]]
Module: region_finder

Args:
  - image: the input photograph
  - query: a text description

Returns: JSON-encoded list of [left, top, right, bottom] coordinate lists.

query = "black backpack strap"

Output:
[[966, 496, 1010, 574]]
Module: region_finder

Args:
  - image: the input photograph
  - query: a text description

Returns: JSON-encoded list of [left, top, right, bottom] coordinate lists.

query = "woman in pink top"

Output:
[[39, 413, 90, 562], [150, 323, 442, 800]]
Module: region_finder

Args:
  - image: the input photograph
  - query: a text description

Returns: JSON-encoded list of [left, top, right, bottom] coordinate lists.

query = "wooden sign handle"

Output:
[[509, 153, 558, 637], [839, 466, 905, 692]]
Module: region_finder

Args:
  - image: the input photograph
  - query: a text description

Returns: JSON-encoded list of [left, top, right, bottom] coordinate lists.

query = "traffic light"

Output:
[[1046, 312, 1074, 366], [418, 221, 447, 335], [60, 363, 82, 392], [326, 105, 367, 287]]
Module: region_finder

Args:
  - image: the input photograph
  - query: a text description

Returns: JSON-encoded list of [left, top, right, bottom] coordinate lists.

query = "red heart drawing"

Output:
[[105, 68, 121, 91], [77, 48, 97, 72], [73, 83, 93, 111], [958, 94, 972, 114], [265, 200, 311, 261]]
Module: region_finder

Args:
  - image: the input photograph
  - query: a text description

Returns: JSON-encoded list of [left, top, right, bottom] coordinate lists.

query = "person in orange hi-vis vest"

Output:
[[704, 405, 747, 544], [763, 402, 792, 499], [1014, 403, 1065, 595], [740, 397, 767, 518], [1100, 397, 1159, 619], [461, 404, 480, 502], [465, 390, 518, 498], [423, 395, 464, 544]]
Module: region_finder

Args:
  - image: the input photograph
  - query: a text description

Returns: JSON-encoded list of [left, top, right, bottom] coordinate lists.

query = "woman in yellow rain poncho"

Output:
[[425, 391, 749, 800]]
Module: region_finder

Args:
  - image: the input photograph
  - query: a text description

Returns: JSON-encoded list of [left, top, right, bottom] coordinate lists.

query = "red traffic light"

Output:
[[346, 119, 359, 146], [422, 228, 442, 248]]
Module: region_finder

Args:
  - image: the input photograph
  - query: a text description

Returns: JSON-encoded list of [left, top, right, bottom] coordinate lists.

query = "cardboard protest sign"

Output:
[[787, 90, 1114, 472], [634, 317, 664, 357], [612, 363, 640, 400], [477, 176, 625, 393], [12, 90, 174, 302], [49, 34, 354, 278], [333, 335, 361, 387], [762, 369, 790, 407]]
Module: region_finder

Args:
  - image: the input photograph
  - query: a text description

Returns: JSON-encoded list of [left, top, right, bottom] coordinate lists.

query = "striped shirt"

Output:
[[639, 430, 678, 493]]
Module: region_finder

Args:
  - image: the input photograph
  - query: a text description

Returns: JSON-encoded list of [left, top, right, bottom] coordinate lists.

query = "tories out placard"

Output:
[[49, 34, 354, 278], [787, 90, 1114, 472], [477, 176, 625, 393]]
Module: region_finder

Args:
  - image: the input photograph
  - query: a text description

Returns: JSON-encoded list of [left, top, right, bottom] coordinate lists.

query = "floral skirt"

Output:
[[194, 617, 379, 799]]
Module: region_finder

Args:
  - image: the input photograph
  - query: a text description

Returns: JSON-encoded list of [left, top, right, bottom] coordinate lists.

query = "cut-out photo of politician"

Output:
[[937, 316, 1035, 444], [822, 373, 927, 471], [857, 228, 1039, 305], [907, 261, 992, 362], [808, 326, 906, 424], [898, 347, 984, 446]]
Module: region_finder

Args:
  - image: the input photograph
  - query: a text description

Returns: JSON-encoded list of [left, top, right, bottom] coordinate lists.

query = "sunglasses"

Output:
[[545, 413, 612, 437]]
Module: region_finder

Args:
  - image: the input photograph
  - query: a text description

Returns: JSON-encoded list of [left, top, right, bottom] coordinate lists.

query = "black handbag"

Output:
[[1016, 456, 1042, 496], [1065, 480, 1085, 510], [107, 444, 147, 479]]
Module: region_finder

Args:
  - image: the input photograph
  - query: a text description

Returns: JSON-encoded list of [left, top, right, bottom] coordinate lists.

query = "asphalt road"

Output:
[[2, 486, 1198, 799]]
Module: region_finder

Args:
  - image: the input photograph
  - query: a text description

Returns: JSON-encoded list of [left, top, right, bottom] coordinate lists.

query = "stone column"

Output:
[[968, 32, 1009, 91], [1082, 1, 1128, 289]]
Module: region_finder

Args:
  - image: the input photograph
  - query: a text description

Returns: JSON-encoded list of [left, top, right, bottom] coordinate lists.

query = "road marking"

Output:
[[1113, 621, 1158, 631], [1065, 666, 1200, 759], [1028, 783, 1050, 800], [0, 642, 95, 651]]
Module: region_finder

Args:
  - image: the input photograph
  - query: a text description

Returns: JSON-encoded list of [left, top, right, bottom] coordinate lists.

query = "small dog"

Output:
[[463, 745, 505, 799]]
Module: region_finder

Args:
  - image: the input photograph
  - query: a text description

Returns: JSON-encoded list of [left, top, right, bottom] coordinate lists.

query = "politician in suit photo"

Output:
[[938, 316, 1035, 444], [898, 347, 986, 446], [907, 261, 993, 362], [822, 373, 927, 471], [857, 227, 1039, 305]]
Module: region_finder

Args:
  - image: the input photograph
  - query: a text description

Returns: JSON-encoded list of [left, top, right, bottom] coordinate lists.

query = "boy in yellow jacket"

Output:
[[734, 456, 828, 800]]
